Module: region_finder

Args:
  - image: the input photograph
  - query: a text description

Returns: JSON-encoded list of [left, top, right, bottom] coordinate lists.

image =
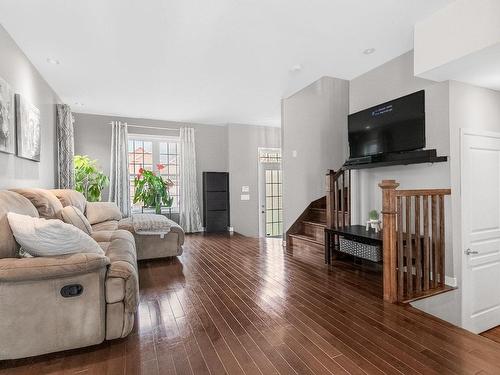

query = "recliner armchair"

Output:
[[0, 190, 139, 360]]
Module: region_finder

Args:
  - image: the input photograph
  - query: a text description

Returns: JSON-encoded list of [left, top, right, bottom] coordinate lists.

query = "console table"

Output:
[[324, 225, 383, 264]]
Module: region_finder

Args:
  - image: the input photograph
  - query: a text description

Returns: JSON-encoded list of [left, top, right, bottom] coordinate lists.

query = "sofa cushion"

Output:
[[86, 202, 122, 225], [7, 213, 104, 257], [104, 230, 139, 314], [0, 191, 39, 259], [91, 220, 119, 232], [0, 253, 109, 282], [50, 189, 87, 214], [60, 206, 92, 235], [10, 188, 64, 219]]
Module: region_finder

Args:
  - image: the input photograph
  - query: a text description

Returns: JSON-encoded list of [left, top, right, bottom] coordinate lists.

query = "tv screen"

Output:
[[348, 90, 425, 159]]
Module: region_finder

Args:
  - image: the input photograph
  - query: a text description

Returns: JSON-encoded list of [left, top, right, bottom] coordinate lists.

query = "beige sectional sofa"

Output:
[[51, 189, 185, 260], [0, 188, 183, 360]]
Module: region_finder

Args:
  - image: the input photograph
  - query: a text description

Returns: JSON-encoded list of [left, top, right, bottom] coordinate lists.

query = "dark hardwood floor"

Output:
[[481, 326, 500, 345], [1, 233, 500, 374]]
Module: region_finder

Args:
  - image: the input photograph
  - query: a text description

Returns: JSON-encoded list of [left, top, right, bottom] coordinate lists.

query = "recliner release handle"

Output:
[[60, 284, 84, 298]]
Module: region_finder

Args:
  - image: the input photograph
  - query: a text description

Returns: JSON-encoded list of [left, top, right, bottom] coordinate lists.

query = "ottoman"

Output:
[[118, 214, 184, 260]]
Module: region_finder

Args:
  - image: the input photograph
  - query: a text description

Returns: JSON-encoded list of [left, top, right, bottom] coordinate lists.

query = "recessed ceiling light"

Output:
[[290, 64, 303, 72], [47, 58, 60, 65], [363, 48, 376, 55], [74, 102, 84, 107]]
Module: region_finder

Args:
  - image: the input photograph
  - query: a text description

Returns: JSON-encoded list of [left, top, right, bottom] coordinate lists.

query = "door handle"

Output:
[[464, 248, 479, 255]]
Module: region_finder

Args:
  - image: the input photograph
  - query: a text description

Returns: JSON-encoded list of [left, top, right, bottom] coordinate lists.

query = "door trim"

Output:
[[460, 128, 500, 332], [258, 147, 282, 238]]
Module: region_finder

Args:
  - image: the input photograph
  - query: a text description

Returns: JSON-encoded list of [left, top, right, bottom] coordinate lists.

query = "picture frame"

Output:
[[15, 93, 41, 162], [0, 76, 16, 154]]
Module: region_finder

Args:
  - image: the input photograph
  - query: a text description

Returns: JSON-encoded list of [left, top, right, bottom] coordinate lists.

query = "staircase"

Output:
[[287, 169, 351, 261], [287, 198, 327, 255]]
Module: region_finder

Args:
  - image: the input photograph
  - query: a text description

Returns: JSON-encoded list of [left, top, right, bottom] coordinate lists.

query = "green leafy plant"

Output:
[[369, 209, 379, 221], [74, 155, 109, 202], [133, 164, 174, 214]]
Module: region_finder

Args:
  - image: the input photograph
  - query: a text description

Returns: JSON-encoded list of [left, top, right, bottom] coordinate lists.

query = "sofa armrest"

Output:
[[85, 202, 123, 225], [0, 253, 110, 282]]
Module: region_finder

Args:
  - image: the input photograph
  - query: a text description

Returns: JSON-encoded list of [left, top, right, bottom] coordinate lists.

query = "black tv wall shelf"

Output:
[[343, 149, 447, 170]]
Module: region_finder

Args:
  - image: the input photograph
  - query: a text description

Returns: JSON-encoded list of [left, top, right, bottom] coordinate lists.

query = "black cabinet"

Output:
[[202, 172, 230, 232]]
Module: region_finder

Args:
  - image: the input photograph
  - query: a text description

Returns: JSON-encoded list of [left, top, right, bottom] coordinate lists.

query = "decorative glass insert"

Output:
[[259, 149, 282, 163]]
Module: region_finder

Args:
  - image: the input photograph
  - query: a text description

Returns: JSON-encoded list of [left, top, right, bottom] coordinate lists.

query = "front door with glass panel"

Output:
[[259, 149, 282, 238]]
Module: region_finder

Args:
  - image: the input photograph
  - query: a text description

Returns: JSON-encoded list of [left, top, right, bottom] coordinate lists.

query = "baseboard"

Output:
[[445, 276, 457, 287]]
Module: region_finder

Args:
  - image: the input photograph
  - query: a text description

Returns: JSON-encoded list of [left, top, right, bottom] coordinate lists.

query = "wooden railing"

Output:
[[325, 168, 351, 230], [380, 180, 451, 303]]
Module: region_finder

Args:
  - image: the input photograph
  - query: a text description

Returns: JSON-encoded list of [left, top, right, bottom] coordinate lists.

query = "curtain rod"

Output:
[[108, 121, 180, 132]]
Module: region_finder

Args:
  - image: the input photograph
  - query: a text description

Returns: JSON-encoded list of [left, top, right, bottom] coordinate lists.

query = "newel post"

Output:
[[325, 170, 334, 229], [379, 180, 400, 303]]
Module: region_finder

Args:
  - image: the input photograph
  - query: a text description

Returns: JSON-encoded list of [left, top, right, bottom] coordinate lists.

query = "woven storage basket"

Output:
[[339, 237, 382, 262]]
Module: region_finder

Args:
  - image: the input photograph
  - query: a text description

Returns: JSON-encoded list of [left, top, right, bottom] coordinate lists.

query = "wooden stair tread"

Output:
[[309, 207, 326, 212], [289, 233, 324, 245], [399, 284, 456, 304]]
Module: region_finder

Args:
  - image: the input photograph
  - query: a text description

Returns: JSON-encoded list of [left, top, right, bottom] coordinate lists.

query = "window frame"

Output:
[[128, 134, 181, 213]]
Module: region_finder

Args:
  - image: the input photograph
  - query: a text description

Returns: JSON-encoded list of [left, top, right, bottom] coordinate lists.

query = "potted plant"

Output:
[[74, 155, 109, 202], [366, 209, 382, 233], [133, 164, 174, 214]]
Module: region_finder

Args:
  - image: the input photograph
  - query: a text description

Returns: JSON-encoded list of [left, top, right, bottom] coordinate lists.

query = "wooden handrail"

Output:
[[325, 168, 351, 230], [325, 169, 351, 264], [395, 189, 451, 197], [379, 180, 451, 303]]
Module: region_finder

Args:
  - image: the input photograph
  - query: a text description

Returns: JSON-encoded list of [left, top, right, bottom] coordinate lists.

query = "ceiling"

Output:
[[0, 0, 453, 127]]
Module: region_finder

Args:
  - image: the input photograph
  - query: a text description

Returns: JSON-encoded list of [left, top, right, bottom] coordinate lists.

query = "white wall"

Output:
[[73, 113, 228, 223], [0, 25, 61, 189], [228, 124, 281, 237], [73, 112, 281, 236], [414, 0, 500, 77], [446, 81, 500, 324], [349, 51, 452, 272], [282, 76, 349, 232], [349, 51, 463, 324]]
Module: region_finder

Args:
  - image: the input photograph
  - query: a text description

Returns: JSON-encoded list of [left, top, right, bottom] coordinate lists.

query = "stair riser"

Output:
[[289, 236, 324, 253], [308, 210, 326, 223], [301, 223, 324, 243]]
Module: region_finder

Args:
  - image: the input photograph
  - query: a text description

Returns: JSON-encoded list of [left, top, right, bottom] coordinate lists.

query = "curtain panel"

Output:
[[55, 104, 75, 189], [179, 127, 203, 232], [109, 121, 131, 217]]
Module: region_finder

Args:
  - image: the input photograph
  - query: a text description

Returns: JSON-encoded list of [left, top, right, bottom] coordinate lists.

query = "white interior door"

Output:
[[258, 148, 282, 238], [462, 130, 500, 333]]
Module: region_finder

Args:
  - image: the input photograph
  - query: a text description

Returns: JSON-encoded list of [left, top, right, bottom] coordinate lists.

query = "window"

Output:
[[128, 135, 180, 211], [259, 150, 282, 163]]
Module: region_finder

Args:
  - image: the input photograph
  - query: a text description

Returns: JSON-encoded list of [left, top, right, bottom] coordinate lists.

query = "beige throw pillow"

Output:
[[85, 202, 122, 225], [60, 206, 93, 235], [9, 188, 64, 219], [7, 212, 103, 257]]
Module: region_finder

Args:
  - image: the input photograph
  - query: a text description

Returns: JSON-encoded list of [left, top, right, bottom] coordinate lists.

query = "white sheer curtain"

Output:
[[179, 127, 203, 232], [109, 121, 131, 217]]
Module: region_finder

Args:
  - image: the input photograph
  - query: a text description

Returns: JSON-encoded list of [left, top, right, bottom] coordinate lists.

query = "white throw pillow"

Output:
[[7, 212, 104, 257]]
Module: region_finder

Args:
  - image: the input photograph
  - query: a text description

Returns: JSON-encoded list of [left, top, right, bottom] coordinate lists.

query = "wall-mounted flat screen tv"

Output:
[[348, 90, 425, 159]]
